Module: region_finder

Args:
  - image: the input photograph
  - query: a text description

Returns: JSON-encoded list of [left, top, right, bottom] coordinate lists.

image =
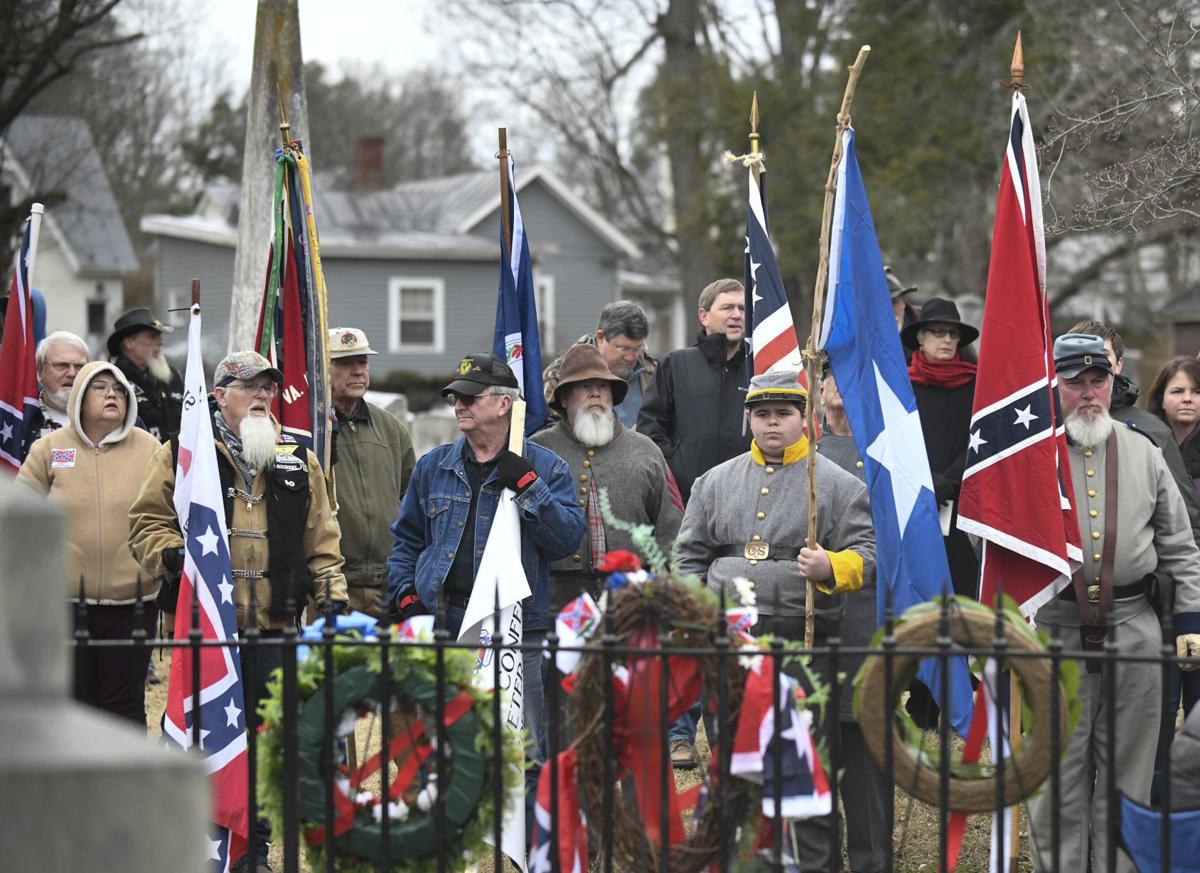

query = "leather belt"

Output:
[[1070, 431, 1118, 672], [713, 543, 803, 561], [1057, 574, 1151, 603]]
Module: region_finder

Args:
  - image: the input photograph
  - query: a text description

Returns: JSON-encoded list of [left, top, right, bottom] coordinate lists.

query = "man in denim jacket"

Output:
[[387, 353, 584, 758]]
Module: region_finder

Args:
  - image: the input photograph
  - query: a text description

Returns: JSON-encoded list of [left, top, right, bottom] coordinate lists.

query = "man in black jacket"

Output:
[[637, 278, 752, 506], [636, 276, 751, 768], [107, 307, 184, 442]]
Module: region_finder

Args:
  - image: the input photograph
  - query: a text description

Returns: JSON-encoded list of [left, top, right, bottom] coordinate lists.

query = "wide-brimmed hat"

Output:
[[441, 353, 520, 398], [899, 297, 979, 350], [550, 344, 628, 413], [107, 307, 174, 359], [884, 266, 917, 300], [328, 327, 379, 359], [744, 369, 807, 408], [1053, 333, 1113, 379]]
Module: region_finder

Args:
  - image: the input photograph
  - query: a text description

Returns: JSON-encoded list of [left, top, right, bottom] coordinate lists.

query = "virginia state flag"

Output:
[[0, 209, 41, 473], [957, 91, 1082, 616], [817, 128, 973, 737], [164, 303, 250, 871], [493, 154, 547, 435]]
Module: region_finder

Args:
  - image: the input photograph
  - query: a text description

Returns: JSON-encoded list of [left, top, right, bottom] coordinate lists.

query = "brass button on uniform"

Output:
[[1089, 510, 1098, 518], [580, 474, 588, 482], [1093, 553, 1102, 562], [752, 534, 762, 542], [1087, 470, 1095, 478], [582, 460, 591, 468], [578, 498, 586, 506], [1088, 489, 1097, 497], [1084, 449, 1094, 458], [1092, 531, 1101, 540], [579, 487, 587, 495], [855, 460, 864, 469], [573, 555, 581, 563], [761, 487, 770, 495], [766, 466, 775, 474], [587, 449, 595, 457], [756, 511, 765, 520]]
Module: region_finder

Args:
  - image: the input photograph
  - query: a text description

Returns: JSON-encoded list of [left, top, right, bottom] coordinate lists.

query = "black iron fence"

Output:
[[69, 590, 1198, 873]]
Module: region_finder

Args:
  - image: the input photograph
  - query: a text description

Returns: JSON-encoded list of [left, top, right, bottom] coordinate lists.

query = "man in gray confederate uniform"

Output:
[[677, 368, 876, 870], [1026, 334, 1200, 873], [532, 343, 683, 610]]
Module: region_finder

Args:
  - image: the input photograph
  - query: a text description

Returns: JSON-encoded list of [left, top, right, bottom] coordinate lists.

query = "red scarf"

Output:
[[908, 352, 977, 389]]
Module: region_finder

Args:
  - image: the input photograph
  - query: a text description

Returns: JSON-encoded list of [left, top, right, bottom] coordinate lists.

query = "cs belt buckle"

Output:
[[744, 542, 770, 561], [1087, 584, 1101, 603]]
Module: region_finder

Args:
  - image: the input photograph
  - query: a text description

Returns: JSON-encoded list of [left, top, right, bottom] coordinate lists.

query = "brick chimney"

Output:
[[354, 136, 384, 190]]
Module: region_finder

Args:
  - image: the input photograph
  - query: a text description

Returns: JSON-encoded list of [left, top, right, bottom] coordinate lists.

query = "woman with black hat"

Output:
[[900, 297, 981, 728]]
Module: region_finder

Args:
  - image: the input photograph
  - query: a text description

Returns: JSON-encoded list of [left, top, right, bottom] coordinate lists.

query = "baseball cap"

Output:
[[328, 327, 378, 359], [441, 353, 520, 398], [213, 351, 284, 388]]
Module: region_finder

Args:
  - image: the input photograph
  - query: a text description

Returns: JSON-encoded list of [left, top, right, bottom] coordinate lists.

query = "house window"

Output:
[[86, 298, 107, 336], [388, 277, 444, 353], [534, 274, 555, 354]]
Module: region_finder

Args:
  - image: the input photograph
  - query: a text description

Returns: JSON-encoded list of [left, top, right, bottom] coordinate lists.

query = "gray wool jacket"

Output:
[[676, 442, 876, 626], [530, 416, 683, 573]]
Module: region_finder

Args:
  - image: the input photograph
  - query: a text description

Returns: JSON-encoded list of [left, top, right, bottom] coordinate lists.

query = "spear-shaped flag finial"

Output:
[[749, 91, 761, 156], [1000, 31, 1030, 91]]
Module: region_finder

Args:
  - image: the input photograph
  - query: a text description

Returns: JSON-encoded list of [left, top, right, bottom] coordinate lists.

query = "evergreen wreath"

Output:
[[257, 634, 522, 872]]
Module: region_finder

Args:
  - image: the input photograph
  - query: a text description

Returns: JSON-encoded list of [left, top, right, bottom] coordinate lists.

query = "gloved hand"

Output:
[[495, 450, 539, 494], [397, 590, 429, 622], [162, 546, 185, 578], [1178, 633, 1200, 670]]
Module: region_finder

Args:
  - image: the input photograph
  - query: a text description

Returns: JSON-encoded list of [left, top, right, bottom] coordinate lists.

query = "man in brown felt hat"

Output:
[[531, 343, 683, 611]]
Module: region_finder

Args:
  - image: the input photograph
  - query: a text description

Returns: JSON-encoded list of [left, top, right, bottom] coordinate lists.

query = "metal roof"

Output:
[[1, 115, 138, 276]]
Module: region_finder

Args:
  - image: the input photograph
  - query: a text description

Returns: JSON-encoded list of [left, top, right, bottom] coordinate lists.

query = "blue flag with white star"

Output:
[[817, 129, 973, 736]]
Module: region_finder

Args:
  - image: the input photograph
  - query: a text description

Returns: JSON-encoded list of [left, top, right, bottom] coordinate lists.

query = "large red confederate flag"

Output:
[[956, 90, 1082, 617]]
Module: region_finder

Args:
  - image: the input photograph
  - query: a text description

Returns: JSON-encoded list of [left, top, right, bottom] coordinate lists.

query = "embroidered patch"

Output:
[[50, 448, 76, 468], [274, 453, 304, 471], [458, 358, 473, 375]]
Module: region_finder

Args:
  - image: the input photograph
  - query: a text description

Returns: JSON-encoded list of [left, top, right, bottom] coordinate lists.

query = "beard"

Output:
[[45, 384, 71, 410], [1065, 408, 1115, 449], [570, 405, 616, 447], [239, 415, 278, 473], [146, 352, 172, 384]]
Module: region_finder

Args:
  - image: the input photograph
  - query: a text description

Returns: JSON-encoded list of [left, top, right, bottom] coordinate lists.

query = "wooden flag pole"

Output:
[[1000, 32, 1027, 873], [801, 45, 871, 649], [191, 277, 200, 309], [509, 399, 527, 455], [498, 128, 513, 257]]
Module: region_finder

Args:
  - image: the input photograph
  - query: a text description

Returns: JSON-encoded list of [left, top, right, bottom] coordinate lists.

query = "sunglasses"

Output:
[[445, 390, 498, 407]]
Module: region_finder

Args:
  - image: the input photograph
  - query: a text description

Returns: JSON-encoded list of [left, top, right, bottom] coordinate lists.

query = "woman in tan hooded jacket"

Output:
[[18, 360, 162, 726]]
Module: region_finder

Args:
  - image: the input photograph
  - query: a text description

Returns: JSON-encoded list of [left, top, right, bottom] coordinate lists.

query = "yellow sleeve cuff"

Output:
[[816, 549, 864, 595]]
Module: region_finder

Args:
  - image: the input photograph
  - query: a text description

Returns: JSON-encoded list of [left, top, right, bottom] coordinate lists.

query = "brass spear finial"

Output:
[[1000, 31, 1031, 91], [749, 91, 761, 156]]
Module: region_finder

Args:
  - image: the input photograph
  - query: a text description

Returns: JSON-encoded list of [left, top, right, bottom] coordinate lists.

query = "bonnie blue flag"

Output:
[[493, 155, 547, 435], [817, 128, 973, 736]]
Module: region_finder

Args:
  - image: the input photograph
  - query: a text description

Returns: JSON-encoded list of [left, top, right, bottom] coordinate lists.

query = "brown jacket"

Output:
[[18, 361, 162, 603], [128, 417, 347, 629]]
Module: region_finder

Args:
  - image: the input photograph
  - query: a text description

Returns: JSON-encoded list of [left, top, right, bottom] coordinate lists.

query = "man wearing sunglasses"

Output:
[[388, 352, 584, 760]]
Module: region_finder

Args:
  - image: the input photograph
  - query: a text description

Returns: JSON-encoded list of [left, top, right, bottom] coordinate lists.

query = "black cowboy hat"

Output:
[[899, 297, 979, 351], [107, 307, 173, 359]]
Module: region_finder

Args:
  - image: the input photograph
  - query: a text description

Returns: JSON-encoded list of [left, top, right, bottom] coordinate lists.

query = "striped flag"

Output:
[[493, 154, 548, 435], [165, 303, 250, 871], [957, 90, 1082, 616], [744, 162, 803, 377], [0, 206, 42, 473]]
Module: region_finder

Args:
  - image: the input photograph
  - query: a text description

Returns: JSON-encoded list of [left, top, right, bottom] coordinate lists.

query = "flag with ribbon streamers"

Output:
[[0, 205, 42, 473], [254, 141, 332, 470], [164, 303, 250, 871]]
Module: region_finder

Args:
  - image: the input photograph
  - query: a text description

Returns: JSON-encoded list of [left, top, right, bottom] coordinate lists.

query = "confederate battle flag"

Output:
[[956, 90, 1083, 616]]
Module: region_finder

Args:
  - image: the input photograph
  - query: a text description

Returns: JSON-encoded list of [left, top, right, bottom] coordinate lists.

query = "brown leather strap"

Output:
[[1071, 430, 1119, 625]]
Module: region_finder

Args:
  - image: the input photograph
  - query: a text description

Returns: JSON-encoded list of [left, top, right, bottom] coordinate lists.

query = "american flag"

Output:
[[0, 208, 42, 473], [743, 162, 803, 377], [164, 303, 250, 871], [956, 90, 1082, 616]]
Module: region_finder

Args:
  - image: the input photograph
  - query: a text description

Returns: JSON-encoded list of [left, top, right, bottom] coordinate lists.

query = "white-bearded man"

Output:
[[107, 306, 184, 442], [1026, 334, 1200, 873], [531, 343, 683, 611]]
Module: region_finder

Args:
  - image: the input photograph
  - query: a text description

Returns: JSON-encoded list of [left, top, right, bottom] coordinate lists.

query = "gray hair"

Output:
[[36, 331, 89, 368], [491, 386, 522, 402], [596, 299, 648, 341]]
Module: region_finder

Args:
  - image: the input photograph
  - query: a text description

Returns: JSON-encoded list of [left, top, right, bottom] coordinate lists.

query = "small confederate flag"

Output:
[[529, 749, 588, 873], [956, 90, 1083, 616]]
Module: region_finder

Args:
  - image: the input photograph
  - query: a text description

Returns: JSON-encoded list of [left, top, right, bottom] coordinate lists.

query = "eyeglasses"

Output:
[[47, 361, 86, 374], [229, 381, 279, 398], [86, 381, 128, 398], [610, 341, 645, 358], [445, 390, 498, 407], [926, 327, 961, 340]]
